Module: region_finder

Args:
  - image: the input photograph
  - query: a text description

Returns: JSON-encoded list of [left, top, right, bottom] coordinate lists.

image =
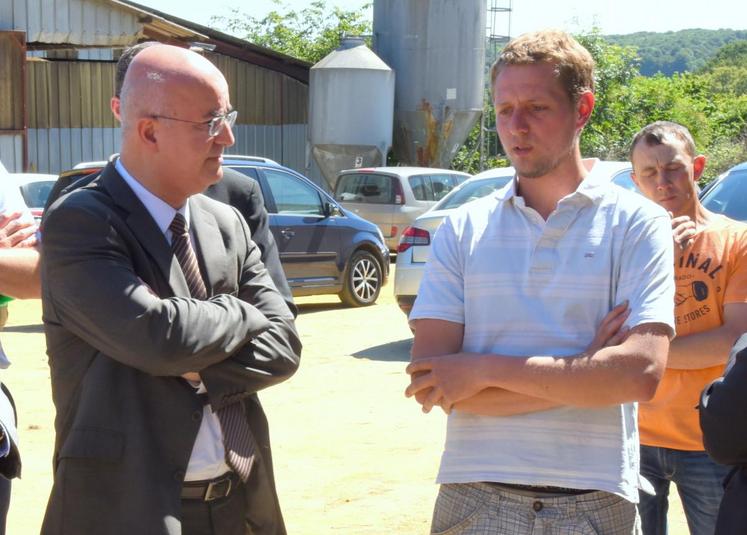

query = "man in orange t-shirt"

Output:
[[630, 121, 747, 535]]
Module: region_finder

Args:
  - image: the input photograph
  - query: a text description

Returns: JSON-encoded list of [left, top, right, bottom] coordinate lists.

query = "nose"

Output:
[[214, 119, 235, 147], [655, 168, 672, 189], [508, 109, 529, 135]]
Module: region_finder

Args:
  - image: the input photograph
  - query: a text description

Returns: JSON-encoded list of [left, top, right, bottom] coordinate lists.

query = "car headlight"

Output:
[[376, 227, 386, 245]]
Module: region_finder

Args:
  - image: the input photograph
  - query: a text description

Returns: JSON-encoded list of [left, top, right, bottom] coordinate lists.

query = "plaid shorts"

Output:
[[431, 482, 641, 535]]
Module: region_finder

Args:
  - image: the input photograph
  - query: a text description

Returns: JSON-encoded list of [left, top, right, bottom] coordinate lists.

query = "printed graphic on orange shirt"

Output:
[[674, 251, 723, 327]]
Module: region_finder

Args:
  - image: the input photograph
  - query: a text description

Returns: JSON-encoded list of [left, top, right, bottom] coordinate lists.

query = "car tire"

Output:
[[339, 250, 382, 307]]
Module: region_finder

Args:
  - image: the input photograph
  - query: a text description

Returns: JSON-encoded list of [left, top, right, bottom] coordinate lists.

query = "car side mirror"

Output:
[[324, 202, 342, 218]]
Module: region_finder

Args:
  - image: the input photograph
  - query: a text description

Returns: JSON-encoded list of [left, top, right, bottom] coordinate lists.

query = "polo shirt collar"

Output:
[[496, 158, 609, 206]]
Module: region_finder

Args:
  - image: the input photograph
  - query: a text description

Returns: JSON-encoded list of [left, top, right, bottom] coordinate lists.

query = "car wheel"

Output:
[[339, 250, 382, 307]]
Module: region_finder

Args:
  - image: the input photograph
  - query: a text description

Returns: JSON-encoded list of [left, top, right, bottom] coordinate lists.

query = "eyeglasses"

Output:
[[151, 109, 238, 138]]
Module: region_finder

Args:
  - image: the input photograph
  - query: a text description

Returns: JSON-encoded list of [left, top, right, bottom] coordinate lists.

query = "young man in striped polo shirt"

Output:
[[405, 30, 675, 534]]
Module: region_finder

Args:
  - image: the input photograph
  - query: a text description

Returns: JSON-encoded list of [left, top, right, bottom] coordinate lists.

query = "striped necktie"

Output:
[[169, 212, 255, 481]]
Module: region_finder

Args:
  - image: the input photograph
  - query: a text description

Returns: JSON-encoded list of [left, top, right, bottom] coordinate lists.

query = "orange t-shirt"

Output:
[[639, 214, 747, 451]]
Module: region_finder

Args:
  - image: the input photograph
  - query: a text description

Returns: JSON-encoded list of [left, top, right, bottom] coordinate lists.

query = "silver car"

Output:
[[393, 166, 515, 315], [334, 167, 470, 250], [393, 160, 637, 316]]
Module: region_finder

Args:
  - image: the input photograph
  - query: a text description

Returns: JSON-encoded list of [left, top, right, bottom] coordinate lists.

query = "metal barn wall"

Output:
[[0, 31, 25, 171], [23, 52, 320, 181], [0, 134, 23, 171], [26, 60, 117, 129], [27, 125, 324, 186], [0, 0, 140, 46]]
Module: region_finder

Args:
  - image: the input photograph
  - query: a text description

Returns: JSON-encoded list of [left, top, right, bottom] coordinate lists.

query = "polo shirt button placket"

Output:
[[533, 500, 543, 512]]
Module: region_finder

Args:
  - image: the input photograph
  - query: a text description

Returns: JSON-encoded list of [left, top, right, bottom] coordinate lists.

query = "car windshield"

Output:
[[19, 181, 55, 208], [611, 169, 638, 191], [334, 174, 394, 204], [700, 169, 747, 221], [435, 176, 512, 210]]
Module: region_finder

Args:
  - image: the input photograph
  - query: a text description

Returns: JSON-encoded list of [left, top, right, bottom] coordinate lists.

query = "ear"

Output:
[[692, 154, 707, 181], [576, 91, 595, 129], [110, 97, 121, 121], [137, 117, 159, 150]]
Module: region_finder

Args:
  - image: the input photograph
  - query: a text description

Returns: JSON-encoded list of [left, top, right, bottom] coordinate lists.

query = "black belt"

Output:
[[489, 482, 594, 495], [181, 472, 237, 502]]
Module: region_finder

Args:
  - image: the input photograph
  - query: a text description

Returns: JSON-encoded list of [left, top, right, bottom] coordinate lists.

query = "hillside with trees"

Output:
[[605, 29, 747, 75]]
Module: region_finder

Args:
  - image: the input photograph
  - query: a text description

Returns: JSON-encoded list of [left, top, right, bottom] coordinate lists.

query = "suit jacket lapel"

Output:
[[99, 163, 191, 297], [190, 197, 228, 296]]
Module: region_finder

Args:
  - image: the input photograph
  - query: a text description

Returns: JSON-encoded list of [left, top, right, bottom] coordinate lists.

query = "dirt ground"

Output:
[[2, 267, 690, 534]]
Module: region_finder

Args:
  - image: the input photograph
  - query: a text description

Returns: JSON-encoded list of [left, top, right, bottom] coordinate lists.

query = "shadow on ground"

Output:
[[2, 324, 44, 334], [353, 338, 412, 362], [296, 302, 346, 314]]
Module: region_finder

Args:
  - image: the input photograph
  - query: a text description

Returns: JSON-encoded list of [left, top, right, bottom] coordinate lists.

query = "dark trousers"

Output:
[[0, 475, 9, 535], [182, 479, 248, 535]]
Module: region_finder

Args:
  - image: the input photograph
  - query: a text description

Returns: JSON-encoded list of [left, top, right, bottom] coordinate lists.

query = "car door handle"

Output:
[[280, 228, 295, 239]]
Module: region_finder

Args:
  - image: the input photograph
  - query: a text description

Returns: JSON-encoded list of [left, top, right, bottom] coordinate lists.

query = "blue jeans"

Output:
[[638, 445, 730, 535]]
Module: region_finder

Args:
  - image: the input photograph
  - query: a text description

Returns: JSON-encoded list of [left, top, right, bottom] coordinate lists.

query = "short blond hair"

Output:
[[491, 29, 595, 103]]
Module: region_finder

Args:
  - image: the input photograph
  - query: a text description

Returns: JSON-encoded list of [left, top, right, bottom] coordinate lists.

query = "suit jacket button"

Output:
[[174, 470, 185, 482], [192, 410, 202, 422]]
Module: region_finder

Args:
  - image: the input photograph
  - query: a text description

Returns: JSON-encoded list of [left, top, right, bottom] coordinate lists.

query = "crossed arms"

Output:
[[405, 303, 671, 417], [42, 195, 300, 405]]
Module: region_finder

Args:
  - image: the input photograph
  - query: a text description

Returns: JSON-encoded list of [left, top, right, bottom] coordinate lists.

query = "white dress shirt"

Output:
[[115, 158, 230, 481]]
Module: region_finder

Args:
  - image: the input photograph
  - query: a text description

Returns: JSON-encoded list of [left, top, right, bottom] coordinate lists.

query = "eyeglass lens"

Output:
[[209, 110, 238, 137]]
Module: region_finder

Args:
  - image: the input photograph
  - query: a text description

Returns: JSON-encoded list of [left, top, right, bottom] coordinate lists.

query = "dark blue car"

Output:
[[222, 156, 389, 307], [52, 155, 389, 307]]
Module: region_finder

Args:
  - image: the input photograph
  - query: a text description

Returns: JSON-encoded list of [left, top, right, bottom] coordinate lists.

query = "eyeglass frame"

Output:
[[150, 109, 238, 138]]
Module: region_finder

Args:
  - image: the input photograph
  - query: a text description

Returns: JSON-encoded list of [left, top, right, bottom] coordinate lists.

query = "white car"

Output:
[[334, 167, 471, 250], [9, 173, 57, 223], [393, 160, 636, 316], [393, 166, 516, 315]]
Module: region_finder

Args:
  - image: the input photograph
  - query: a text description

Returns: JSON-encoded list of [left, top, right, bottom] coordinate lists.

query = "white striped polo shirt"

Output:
[[410, 162, 675, 502]]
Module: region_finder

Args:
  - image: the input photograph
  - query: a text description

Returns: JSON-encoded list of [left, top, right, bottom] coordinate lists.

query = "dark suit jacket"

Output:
[[45, 166, 295, 313], [700, 333, 747, 535], [40, 163, 301, 534]]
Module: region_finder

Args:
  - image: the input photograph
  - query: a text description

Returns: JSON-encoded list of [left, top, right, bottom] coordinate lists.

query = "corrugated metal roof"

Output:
[[116, 0, 311, 84], [0, 0, 206, 47]]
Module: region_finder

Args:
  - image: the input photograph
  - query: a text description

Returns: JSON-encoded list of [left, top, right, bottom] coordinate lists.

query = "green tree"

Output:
[[211, 1, 372, 64]]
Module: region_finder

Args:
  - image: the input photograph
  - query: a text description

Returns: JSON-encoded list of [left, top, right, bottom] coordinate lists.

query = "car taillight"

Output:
[[397, 226, 430, 253], [393, 180, 405, 205]]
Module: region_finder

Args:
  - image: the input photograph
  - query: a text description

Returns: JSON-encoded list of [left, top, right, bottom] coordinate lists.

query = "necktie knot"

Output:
[[169, 212, 189, 238]]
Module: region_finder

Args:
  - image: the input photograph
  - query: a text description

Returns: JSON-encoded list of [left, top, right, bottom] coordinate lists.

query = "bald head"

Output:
[[116, 44, 234, 208], [119, 44, 227, 130]]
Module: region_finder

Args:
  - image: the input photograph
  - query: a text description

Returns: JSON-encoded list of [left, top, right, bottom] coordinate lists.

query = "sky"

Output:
[[140, 0, 745, 38]]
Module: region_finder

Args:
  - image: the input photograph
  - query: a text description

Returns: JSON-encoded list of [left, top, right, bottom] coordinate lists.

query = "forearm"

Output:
[[0, 247, 41, 299], [201, 222, 301, 406], [201, 315, 301, 408], [667, 325, 743, 370], [482, 351, 655, 406], [453, 387, 560, 416], [475, 326, 670, 406]]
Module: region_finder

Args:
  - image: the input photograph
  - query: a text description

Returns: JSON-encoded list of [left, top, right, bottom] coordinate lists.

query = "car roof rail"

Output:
[[223, 155, 280, 165]]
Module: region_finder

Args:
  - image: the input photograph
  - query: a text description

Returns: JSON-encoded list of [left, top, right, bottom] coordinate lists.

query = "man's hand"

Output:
[[0, 211, 38, 248], [671, 214, 696, 251], [405, 353, 487, 414], [586, 301, 630, 354], [181, 372, 201, 382]]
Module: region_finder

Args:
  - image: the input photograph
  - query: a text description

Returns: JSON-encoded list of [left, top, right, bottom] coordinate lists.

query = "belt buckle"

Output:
[[204, 474, 232, 502]]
